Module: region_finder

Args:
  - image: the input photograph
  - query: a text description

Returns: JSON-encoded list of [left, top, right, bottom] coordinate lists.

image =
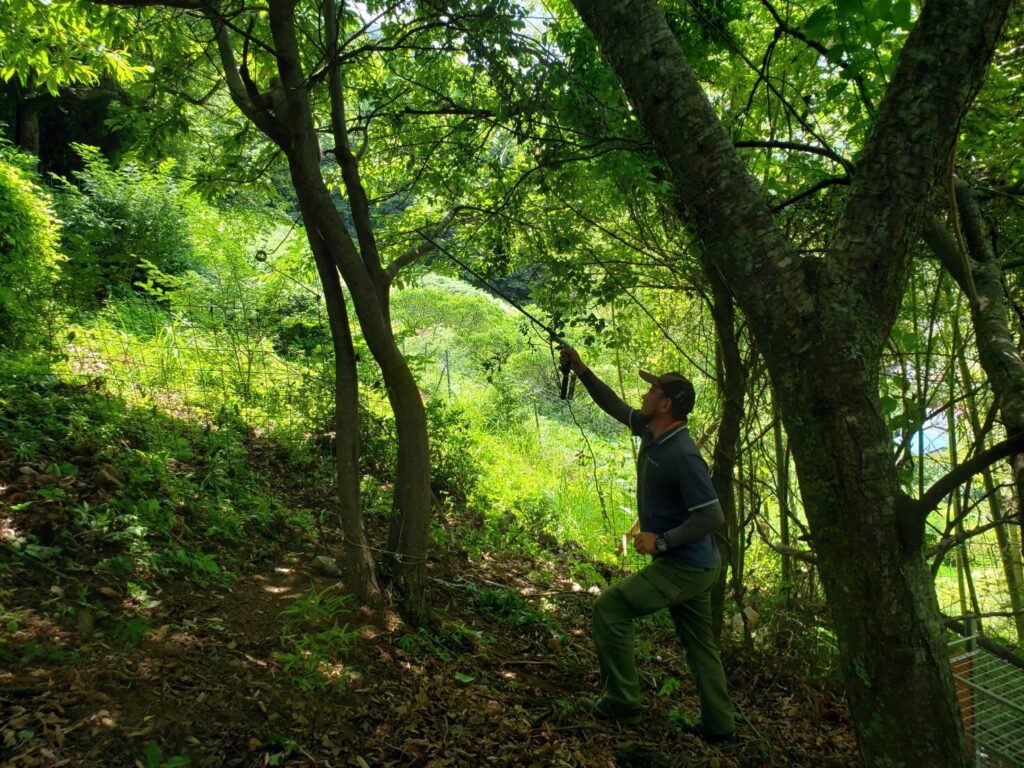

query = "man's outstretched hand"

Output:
[[558, 346, 587, 375]]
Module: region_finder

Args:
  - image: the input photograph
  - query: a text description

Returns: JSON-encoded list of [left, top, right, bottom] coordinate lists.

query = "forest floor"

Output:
[[1, 415, 858, 768]]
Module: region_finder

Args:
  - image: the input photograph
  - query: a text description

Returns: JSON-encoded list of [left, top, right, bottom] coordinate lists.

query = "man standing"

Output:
[[560, 347, 735, 744]]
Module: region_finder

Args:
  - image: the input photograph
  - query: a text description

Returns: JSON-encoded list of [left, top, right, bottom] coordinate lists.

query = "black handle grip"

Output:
[[559, 361, 571, 400]]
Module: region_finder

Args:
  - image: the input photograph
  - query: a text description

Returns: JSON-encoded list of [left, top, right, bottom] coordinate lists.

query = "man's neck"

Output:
[[649, 416, 684, 439]]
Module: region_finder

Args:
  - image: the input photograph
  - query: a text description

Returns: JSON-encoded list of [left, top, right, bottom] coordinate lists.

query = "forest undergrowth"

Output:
[[0, 369, 857, 768]]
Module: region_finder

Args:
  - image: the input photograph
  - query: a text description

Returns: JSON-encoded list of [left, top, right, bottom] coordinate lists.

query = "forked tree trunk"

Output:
[[276, 92, 433, 626], [197, 0, 435, 623], [568, 0, 1010, 763]]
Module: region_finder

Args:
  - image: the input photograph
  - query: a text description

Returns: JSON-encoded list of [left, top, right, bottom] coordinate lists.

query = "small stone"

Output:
[[312, 555, 342, 577]]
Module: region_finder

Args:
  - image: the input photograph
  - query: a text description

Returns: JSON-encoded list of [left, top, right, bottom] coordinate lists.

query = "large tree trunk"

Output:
[[568, 0, 1010, 763]]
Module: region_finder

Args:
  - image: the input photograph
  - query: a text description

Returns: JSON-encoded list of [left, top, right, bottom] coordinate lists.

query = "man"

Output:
[[560, 346, 736, 744]]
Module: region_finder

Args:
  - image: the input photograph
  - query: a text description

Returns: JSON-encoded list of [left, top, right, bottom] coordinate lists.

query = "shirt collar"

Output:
[[654, 420, 688, 445]]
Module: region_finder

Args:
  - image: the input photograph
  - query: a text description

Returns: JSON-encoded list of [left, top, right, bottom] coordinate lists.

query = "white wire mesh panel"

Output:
[[951, 641, 1024, 768]]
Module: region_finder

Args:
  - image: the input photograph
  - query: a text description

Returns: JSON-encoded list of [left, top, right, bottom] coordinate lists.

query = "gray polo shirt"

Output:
[[628, 412, 720, 568]]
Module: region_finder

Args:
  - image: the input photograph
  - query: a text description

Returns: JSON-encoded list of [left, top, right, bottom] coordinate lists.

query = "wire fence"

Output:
[[59, 295, 335, 450], [951, 636, 1024, 767], [52, 292, 1024, 663]]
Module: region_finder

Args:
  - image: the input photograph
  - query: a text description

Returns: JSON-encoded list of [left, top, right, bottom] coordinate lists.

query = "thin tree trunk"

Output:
[[773, 405, 793, 607], [203, 0, 435, 623], [321, 0, 432, 621], [949, 320, 984, 631], [308, 230, 381, 605], [954, 314, 1024, 641], [707, 269, 747, 638]]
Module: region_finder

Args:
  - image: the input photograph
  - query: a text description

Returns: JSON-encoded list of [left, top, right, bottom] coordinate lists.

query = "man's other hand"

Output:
[[633, 531, 658, 555]]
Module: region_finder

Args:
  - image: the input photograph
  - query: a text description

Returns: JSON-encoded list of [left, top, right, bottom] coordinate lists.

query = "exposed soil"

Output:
[[1, 542, 858, 767], [1, 435, 858, 767]]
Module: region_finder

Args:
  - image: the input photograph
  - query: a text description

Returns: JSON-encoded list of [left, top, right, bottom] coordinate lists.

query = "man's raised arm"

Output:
[[560, 347, 635, 430]]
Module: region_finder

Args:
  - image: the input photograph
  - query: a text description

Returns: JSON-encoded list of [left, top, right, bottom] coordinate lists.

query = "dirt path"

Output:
[[2, 538, 857, 767]]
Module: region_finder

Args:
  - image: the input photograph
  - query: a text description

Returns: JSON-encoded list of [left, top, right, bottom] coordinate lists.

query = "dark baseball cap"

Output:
[[639, 370, 695, 414]]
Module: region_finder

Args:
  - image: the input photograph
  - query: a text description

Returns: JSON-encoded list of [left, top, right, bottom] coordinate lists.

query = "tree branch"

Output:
[[94, 0, 201, 7], [204, 5, 288, 146], [832, 0, 1011, 329], [928, 516, 1019, 570], [734, 139, 853, 174], [910, 431, 1024, 521], [385, 206, 462, 280], [770, 176, 850, 212], [567, 0, 812, 352], [759, 0, 876, 116], [945, 617, 1024, 670]]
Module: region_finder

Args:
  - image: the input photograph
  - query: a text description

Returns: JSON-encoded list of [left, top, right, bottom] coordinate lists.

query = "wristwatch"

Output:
[[655, 535, 669, 554]]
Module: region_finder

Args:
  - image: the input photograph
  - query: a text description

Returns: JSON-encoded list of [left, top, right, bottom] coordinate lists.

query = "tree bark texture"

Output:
[[569, 0, 1011, 764]]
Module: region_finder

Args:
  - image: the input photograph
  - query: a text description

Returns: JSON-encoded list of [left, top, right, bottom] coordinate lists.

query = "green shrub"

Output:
[[57, 145, 197, 303], [355, 395, 481, 506], [426, 399, 481, 505], [0, 147, 63, 348]]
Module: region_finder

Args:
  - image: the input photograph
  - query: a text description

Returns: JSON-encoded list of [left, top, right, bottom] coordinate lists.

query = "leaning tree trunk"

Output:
[[568, 0, 1010, 763]]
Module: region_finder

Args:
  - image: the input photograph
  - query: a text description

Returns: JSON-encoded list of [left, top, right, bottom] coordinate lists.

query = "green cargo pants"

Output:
[[592, 555, 735, 735]]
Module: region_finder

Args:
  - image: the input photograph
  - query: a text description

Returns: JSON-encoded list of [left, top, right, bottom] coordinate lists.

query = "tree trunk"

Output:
[[307, 229, 381, 605], [321, 0, 432, 620], [10, 80, 42, 158], [707, 269, 747, 638], [778, 365, 968, 766], [568, 0, 1010, 763], [773, 405, 793, 607], [203, 0, 435, 623]]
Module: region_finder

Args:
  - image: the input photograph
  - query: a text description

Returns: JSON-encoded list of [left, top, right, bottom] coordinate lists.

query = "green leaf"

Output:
[[835, 0, 861, 20], [863, 24, 883, 47], [453, 671, 476, 683], [880, 394, 900, 416], [802, 5, 834, 39], [825, 44, 847, 65], [892, 0, 913, 29], [144, 742, 163, 768]]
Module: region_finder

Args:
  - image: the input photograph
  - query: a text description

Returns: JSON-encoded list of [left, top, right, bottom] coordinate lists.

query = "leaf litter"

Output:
[[1, 445, 857, 767]]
